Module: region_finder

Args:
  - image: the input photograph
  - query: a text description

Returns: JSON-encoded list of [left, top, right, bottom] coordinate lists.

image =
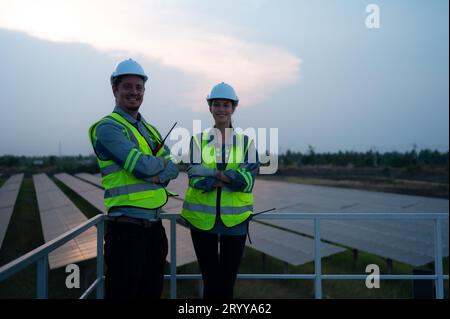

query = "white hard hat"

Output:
[[110, 58, 148, 85], [206, 82, 239, 106]]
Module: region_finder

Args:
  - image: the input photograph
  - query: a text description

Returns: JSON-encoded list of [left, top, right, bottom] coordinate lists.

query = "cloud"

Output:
[[0, 0, 300, 110]]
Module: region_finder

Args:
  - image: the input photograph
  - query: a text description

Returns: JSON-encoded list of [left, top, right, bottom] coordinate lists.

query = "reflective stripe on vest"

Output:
[[89, 112, 168, 212], [181, 130, 254, 230], [104, 182, 163, 198], [182, 202, 253, 215], [100, 163, 122, 176]]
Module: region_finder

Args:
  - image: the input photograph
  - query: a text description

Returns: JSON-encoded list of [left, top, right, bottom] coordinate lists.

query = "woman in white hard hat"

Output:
[[181, 82, 259, 299]]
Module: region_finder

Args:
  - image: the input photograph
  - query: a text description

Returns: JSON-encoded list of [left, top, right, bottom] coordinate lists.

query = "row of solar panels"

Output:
[[74, 172, 449, 267], [1, 171, 448, 271], [55, 173, 345, 269], [250, 179, 449, 267], [0, 173, 345, 270], [0, 174, 24, 248]]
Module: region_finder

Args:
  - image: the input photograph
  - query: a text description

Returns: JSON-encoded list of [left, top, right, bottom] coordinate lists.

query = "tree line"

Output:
[[0, 148, 448, 170], [280, 148, 448, 168]]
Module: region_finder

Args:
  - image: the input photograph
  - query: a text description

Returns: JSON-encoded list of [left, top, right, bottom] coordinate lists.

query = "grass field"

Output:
[[0, 176, 448, 299]]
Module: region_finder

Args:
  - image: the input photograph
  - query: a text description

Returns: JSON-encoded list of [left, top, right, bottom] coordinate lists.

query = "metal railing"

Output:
[[0, 214, 104, 299], [0, 212, 448, 299]]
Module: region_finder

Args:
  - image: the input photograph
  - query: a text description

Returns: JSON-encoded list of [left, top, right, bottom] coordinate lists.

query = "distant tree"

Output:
[[307, 145, 316, 165], [277, 148, 448, 169], [49, 156, 57, 165], [0, 155, 18, 167]]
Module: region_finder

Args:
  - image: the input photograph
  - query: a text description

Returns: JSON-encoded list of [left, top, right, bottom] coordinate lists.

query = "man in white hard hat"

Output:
[[89, 58, 178, 298]]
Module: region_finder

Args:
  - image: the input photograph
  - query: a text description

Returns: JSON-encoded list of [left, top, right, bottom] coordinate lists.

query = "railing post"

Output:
[[434, 218, 444, 299], [36, 256, 48, 299], [96, 217, 105, 299], [314, 218, 322, 299], [170, 217, 177, 299]]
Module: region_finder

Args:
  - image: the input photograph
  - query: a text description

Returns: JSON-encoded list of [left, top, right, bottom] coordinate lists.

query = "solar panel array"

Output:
[[71, 173, 347, 267], [48, 172, 449, 267], [159, 173, 347, 265], [251, 179, 449, 266]]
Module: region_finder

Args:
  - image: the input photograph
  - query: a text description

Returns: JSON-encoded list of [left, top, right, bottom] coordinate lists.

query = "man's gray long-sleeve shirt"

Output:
[[92, 106, 178, 220]]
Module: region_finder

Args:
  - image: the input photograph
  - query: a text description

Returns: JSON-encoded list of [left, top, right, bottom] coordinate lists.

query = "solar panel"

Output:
[[33, 174, 97, 269], [75, 173, 102, 187], [165, 173, 188, 198], [0, 174, 23, 249], [162, 220, 197, 267], [247, 221, 345, 266], [0, 207, 14, 249], [54, 173, 106, 213]]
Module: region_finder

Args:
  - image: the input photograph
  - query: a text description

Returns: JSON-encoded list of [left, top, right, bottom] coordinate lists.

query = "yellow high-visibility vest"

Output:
[[89, 112, 171, 212], [181, 131, 254, 230]]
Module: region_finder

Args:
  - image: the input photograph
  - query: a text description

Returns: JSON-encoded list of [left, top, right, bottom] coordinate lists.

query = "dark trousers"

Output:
[[190, 229, 247, 299], [104, 220, 168, 299]]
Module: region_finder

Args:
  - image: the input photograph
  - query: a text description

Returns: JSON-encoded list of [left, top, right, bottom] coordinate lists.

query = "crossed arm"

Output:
[[94, 121, 178, 186], [187, 137, 259, 193]]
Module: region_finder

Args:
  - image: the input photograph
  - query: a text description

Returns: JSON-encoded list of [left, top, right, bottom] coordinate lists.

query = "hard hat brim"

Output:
[[110, 74, 148, 85]]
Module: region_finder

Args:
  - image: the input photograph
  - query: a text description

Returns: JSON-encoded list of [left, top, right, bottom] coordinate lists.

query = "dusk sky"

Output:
[[0, 0, 448, 156]]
